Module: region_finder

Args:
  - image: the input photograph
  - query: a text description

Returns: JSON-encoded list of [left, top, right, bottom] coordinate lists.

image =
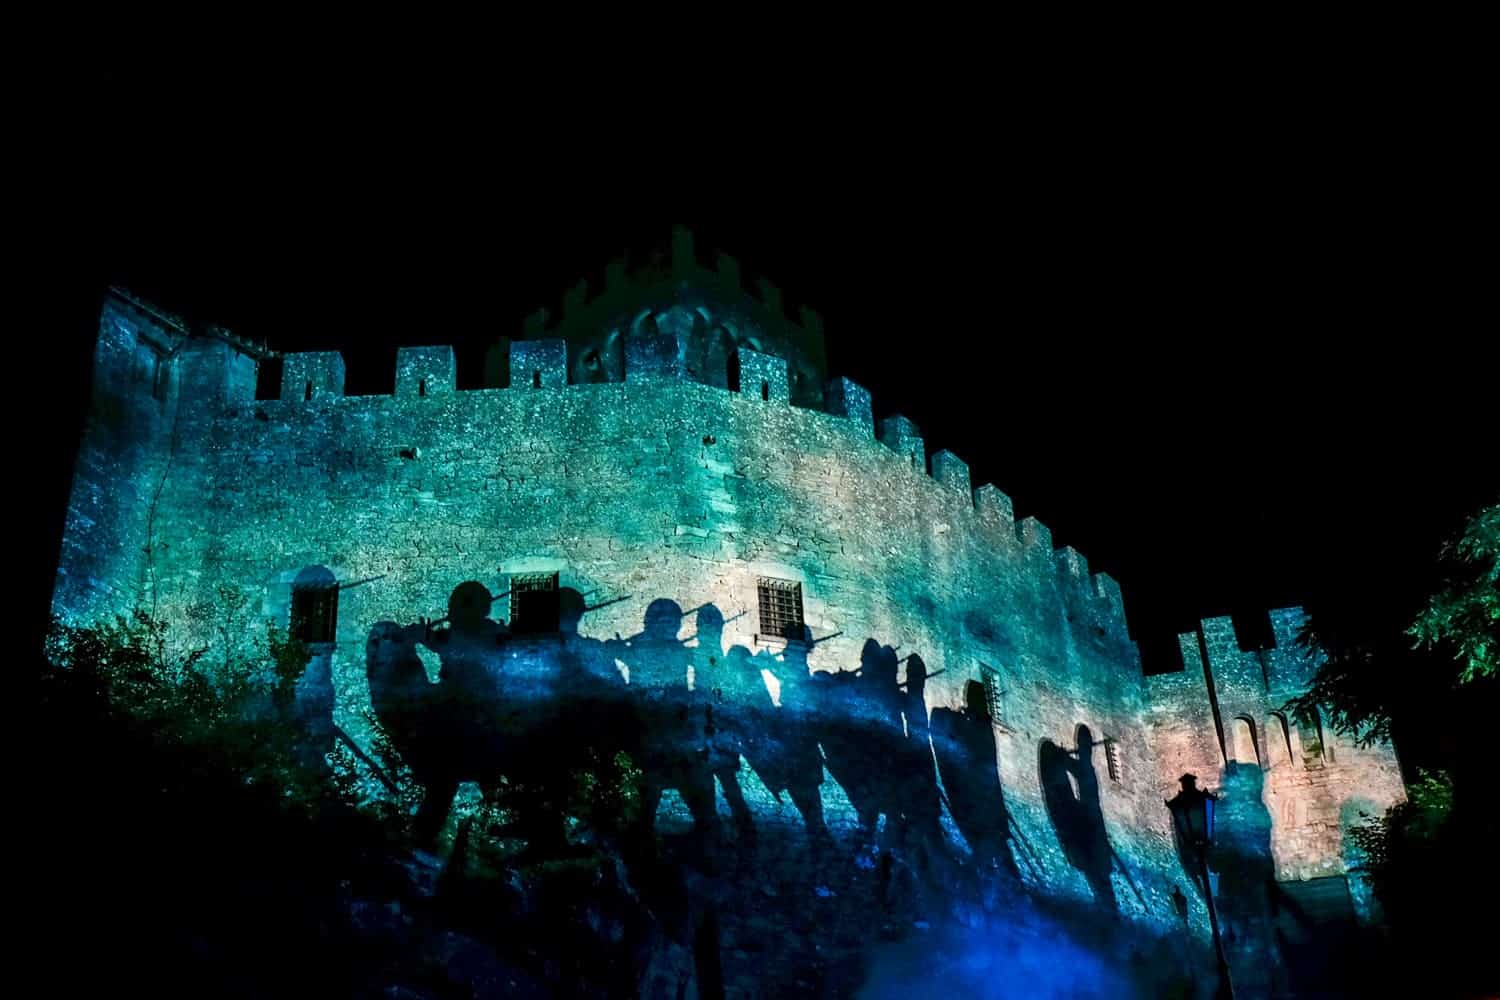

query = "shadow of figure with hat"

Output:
[[931, 679, 1021, 878], [744, 626, 834, 852], [607, 599, 721, 859], [1039, 723, 1118, 912]]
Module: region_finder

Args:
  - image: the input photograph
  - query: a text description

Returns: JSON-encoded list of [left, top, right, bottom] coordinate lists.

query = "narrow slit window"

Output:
[[1231, 716, 1260, 766], [757, 577, 804, 640], [1268, 713, 1293, 767], [532, 370, 541, 388], [419, 377, 427, 397], [1297, 709, 1327, 768], [509, 572, 560, 634], [761, 380, 769, 400], [304, 380, 313, 401]]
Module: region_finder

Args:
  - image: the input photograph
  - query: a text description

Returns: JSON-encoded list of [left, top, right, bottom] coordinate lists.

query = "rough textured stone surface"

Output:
[[54, 284, 1406, 995], [508, 338, 566, 390], [734, 347, 789, 404], [395, 346, 456, 398], [824, 377, 872, 435]]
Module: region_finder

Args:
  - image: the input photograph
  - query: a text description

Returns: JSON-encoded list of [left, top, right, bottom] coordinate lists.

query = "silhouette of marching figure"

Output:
[[691, 606, 756, 844], [743, 628, 832, 848], [494, 591, 594, 859], [608, 599, 720, 853], [416, 580, 511, 770], [818, 639, 904, 845], [1039, 723, 1118, 911], [889, 654, 944, 863], [930, 680, 1020, 878], [419, 581, 509, 702], [365, 620, 471, 841], [361, 582, 513, 842], [555, 587, 618, 690], [554, 586, 634, 760]]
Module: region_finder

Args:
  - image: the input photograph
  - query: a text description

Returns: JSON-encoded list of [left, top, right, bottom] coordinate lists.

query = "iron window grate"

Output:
[[510, 572, 560, 634], [757, 577, 804, 640]]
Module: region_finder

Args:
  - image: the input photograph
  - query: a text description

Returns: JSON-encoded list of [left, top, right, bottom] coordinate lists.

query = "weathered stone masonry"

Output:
[[54, 258, 1405, 971]]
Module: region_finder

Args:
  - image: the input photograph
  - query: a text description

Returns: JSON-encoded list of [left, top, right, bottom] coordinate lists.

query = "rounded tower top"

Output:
[[501, 227, 829, 406]]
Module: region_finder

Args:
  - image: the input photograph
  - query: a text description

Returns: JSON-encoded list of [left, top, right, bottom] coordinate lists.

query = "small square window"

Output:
[[757, 577, 804, 640], [509, 572, 560, 634]]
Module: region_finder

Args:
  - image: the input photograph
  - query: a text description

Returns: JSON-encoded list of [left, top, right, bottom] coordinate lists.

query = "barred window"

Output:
[[757, 577, 804, 640], [291, 566, 338, 644], [980, 664, 1007, 726], [1105, 738, 1122, 783], [509, 572, 560, 634]]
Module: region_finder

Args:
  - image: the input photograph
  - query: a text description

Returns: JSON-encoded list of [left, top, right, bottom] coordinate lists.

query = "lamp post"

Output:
[[1167, 773, 1233, 999]]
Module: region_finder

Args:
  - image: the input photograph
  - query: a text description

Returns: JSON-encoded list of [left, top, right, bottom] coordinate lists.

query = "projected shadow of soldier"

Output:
[[692, 606, 756, 846], [1039, 724, 1118, 912], [740, 628, 833, 851], [365, 581, 510, 841], [931, 680, 1021, 878], [367, 620, 439, 776], [366, 620, 468, 842], [554, 586, 636, 773], [889, 654, 945, 871], [498, 595, 611, 859], [607, 599, 720, 858], [818, 639, 905, 846]]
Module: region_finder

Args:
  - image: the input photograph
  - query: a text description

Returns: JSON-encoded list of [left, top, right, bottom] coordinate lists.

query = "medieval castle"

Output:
[[52, 229, 1406, 996]]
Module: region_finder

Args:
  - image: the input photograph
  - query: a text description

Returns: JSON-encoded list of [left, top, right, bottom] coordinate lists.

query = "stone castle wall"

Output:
[[1149, 610, 1405, 936]]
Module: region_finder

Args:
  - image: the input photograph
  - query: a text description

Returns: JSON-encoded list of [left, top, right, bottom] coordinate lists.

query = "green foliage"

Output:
[[1408, 503, 1499, 683], [567, 749, 644, 838], [1347, 768, 1457, 943], [1283, 622, 1394, 747], [360, 708, 428, 824], [43, 609, 338, 813], [1286, 503, 1498, 747]]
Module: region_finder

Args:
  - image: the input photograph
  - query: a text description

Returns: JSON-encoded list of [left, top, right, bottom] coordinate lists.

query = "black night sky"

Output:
[[23, 58, 1499, 999]]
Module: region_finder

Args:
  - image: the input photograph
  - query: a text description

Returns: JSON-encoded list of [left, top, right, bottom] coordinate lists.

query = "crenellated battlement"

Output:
[[395, 346, 456, 396], [1195, 607, 1319, 698], [103, 278, 1132, 646], [281, 352, 346, 402], [878, 415, 925, 472], [929, 450, 970, 500], [502, 226, 830, 405]]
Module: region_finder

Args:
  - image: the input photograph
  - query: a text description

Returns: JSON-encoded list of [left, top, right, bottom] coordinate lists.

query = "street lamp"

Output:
[[1166, 773, 1233, 999]]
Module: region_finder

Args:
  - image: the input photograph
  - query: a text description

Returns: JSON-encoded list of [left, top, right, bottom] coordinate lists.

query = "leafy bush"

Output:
[[1347, 768, 1454, 903]]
